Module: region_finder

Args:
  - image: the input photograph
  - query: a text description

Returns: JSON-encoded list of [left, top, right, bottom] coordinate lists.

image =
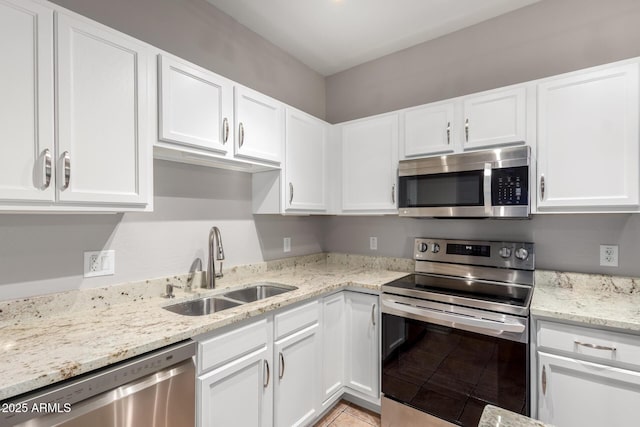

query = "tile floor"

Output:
[[313, 400, 381, 427]]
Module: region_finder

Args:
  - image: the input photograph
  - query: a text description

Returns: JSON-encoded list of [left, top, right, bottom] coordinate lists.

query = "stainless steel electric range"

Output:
[[381, 238, 535, 427]]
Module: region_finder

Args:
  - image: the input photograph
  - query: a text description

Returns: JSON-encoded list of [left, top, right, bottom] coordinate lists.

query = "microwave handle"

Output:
[[483, 163, 492, 215]]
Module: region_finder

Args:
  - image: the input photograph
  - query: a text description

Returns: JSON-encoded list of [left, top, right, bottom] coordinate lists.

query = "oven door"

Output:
[[381, 294, 529, 427]]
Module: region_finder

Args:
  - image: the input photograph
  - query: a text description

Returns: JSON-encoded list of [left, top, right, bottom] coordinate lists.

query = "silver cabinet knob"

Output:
[[431, 243, 440, 253], [515, 247, 529, 260], [418, 243, 428, 252], [499, 247, 512, 258]]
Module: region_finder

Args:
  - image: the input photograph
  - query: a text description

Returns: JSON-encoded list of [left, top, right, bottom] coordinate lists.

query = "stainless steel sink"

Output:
[[222, 282, 297, 303], [163, 297, 242, 316]]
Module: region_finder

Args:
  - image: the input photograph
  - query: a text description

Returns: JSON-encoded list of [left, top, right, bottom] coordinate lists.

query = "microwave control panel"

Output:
[[492, 166, 528, 206]]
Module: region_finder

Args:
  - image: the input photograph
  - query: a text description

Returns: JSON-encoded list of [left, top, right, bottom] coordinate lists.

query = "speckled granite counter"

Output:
[[0, 253, 411, 400], [479, 405, 553, 427], [531, 270, 640, 332]]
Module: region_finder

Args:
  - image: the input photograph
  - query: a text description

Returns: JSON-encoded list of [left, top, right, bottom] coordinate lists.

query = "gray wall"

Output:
[[323, 215, 640, 277], [0, 161, 324, 300], [325, 0, 640, 123], [51, 0, 326, 119]]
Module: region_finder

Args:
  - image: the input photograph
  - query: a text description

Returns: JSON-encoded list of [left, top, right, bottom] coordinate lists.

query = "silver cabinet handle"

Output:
[[574, 340, 616, 352], [42, 149, 52, 189], [222, 117, 229, 143], [61, 151, 71, 191], [465, 118, 469, 142], [542, 365, 547, 396], [391, 184, 395, 204], [446, 121, 451, 145], [263, 360, 270, 388], [278, 352, 285, 379], [238, 122, 245, 148], [289, 182, 294, 205], [371, 303, 376, 326], [540, 175, 545, 200]]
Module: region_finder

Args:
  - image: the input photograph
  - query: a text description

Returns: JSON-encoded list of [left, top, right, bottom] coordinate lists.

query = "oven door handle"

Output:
[[382, 299, 525, 334]]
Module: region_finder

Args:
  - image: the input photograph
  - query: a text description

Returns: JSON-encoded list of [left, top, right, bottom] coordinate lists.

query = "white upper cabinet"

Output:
[[56, 12, 150, 206], [537, 62, 639, 211], [284, 108, 327, 212], [341, 114, 399, 213], [0, 2, 151, 211], [235, 86, 284, 165], [402, 101, 455, 157], [462, 86, 527, 150], [0, 0, 54, 204], [158, 54, 233, 154]]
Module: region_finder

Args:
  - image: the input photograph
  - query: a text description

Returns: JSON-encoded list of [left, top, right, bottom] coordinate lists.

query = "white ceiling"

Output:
[[206, 0, 540, 76]]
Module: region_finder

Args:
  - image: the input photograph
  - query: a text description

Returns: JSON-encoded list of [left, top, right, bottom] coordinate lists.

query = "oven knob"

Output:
[[499, 247, 512, 258], [418, 243, 428, 252], [515, 247, 529, 260], [431, 243, 440, 253]]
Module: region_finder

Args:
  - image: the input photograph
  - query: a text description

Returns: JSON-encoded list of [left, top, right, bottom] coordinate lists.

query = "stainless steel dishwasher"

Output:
[[1, 340, 196, 427]]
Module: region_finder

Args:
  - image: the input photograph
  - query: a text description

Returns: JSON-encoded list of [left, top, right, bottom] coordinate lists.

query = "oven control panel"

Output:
[[414, 238, 534, 270]]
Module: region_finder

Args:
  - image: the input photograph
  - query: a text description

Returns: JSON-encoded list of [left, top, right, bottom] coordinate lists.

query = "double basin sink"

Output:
[[163, 282, 297, 316]]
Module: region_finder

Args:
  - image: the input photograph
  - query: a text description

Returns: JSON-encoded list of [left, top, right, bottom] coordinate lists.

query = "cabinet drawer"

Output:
[[537, 320, 640, 368], [274, 300, 319, 340], [198, 318, 268, 373]]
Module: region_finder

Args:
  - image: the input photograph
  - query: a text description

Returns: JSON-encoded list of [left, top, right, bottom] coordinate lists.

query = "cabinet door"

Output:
[[537, 351, 640, 427], [56, 12, 150, 206], [198, 347, 272, 427], [274, 324, 321, 427], [0, 0, 54, 203], [322, 293, 345, 404], [158, 55, 233, 154], [285, 108, 327, 212], [235, 86, 284, 164], [537, 63, 639, 210], [402, 102, 455, 157], [345, 292, 379, 399], [462, 87, 526, 149], [342, 115, 398, 212]]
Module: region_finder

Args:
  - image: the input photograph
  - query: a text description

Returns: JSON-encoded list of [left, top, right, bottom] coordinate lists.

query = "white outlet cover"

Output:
[[283, 237, 291, 253], [84, 250, 115, 277], [599, 244, 619, 267], [370, 237, 378, 251]]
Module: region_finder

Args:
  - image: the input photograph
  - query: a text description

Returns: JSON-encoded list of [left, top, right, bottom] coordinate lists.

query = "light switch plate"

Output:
[[84, 250, 115, 277], [283, 237, 291, 253], [599, 244, 618, 267]]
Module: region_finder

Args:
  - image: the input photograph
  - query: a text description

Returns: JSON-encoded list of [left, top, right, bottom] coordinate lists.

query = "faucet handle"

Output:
[[164, 283, 183, 298]]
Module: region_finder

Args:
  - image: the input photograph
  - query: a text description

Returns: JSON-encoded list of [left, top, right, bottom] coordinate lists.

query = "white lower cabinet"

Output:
[[199, 348, 272, 427], [197, 318, 272, 427], [274, 324, 321, 426], [537, 352, 640, 427], [196, 291, 381, 426], [534, 319, 640, 427], [321, 293, 345, 409], [345, 292, 379, 400]]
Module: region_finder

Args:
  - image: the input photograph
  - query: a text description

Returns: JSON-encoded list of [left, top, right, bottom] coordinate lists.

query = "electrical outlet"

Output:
[[370, 237, 378, 250], [599, 244, 619, 267], [283, 237, 291, 253], [84, 250, 115, 277]]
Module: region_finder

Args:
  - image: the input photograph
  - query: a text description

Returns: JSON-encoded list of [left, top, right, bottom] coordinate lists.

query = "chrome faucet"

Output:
[[207, 226, 225, 289]]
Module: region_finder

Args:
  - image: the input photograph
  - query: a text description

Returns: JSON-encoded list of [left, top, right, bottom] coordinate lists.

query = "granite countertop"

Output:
[[531, 270, 640, 332], [479, 405, 553, 427], [0, 253, 411, 401]]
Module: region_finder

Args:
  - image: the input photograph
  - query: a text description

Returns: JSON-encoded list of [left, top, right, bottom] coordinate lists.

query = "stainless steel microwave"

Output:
[[398, 146, 531, 218]]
